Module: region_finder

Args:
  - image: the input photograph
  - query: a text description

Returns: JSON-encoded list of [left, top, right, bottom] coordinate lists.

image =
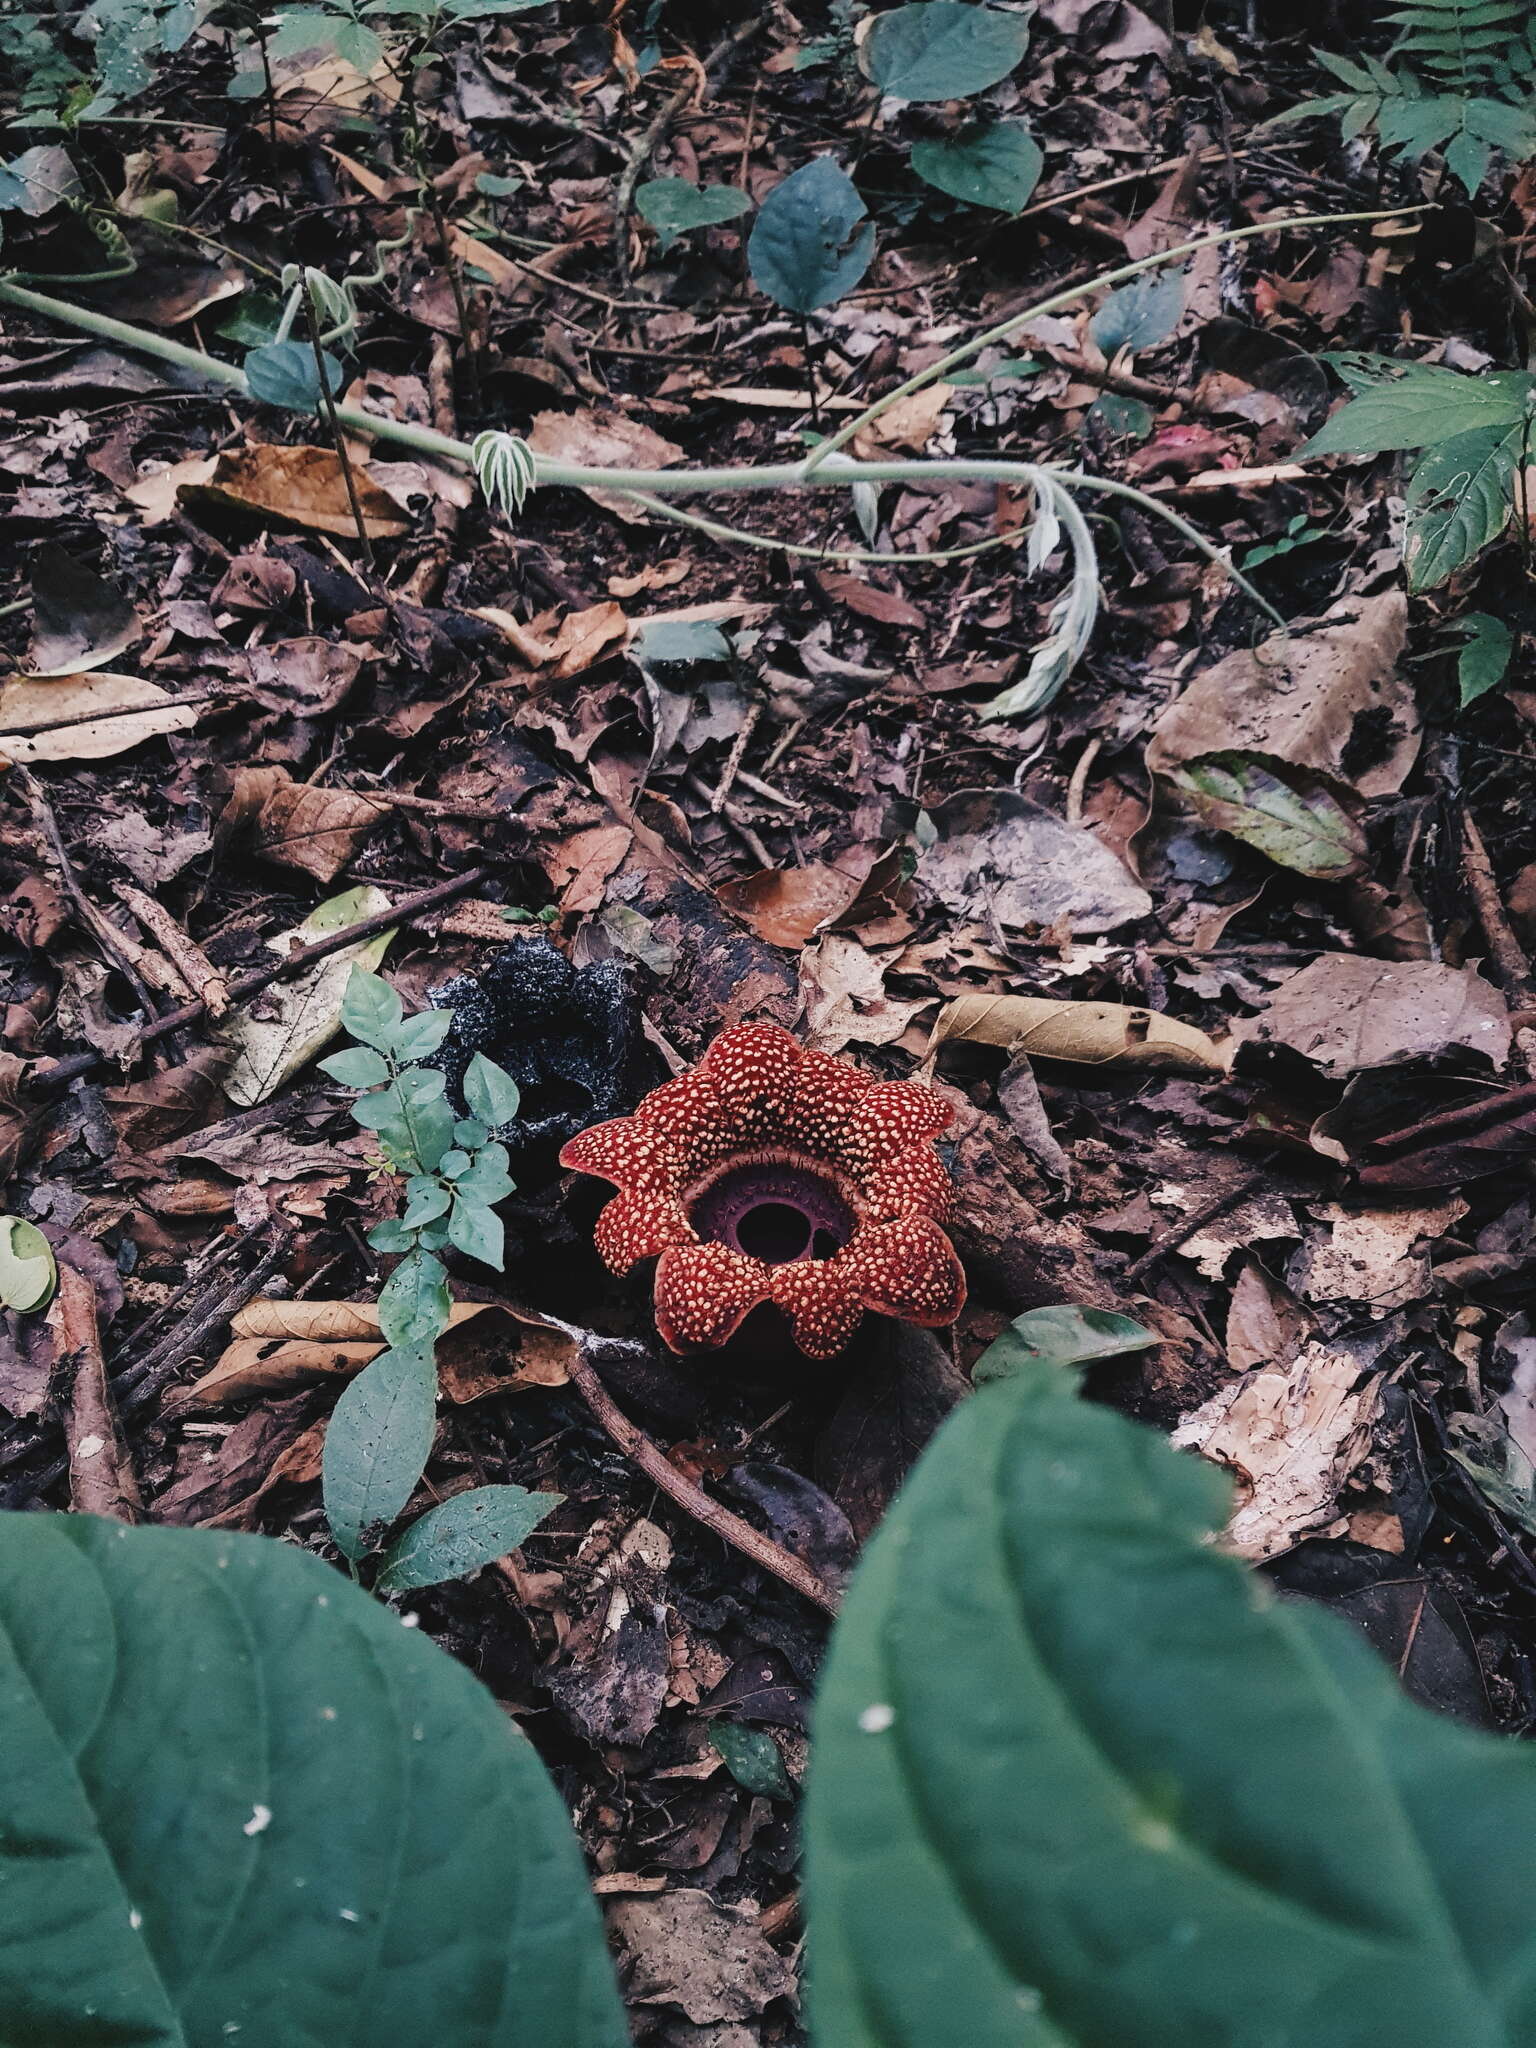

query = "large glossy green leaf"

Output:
[[861, 2, 1031, 101], [0, 1512, 625, 2048], [806, 1358, 1536, 2048], [749, 158, 875, 314], [1404, 418, 1524, 591]]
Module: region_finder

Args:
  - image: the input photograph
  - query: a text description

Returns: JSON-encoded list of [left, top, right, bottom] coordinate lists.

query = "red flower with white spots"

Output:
[[559, 1023, 966, 1359]]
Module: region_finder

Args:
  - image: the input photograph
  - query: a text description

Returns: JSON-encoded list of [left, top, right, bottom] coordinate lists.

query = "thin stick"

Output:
[[302, 276, 377, 576], [56, 1262, 142, 1521], [547, 1319, 839, 1615], [33, 864, 490, 1095]]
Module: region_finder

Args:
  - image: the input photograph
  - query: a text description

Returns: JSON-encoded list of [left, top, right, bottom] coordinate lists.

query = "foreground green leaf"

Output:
[[636, 177, 752, 251], [971, 1305, 1156, 1384], [0, 1512, 625, 2047], [1300, 355, 1535, 459], [322, 1343, 438, 1560], [1404, 419, 1524, 591], [1167, 751, 1367, 879], [0, 1216, 57, 1314], [806, 1357, 1536, 2048]]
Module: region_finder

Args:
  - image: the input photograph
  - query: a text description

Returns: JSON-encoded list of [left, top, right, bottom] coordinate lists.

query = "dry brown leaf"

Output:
[[546, 823, 634, 912], [813, 571, 926, 630], [1146, 591, 1417, 797], [608, 561, 690, 598], [929, 993, 1228, 1076], [184, 445, 410, 540], [801, 935, 926, 1052], [1287, 1197, 1464, 1311], [527, 408, 682, 524], [717, 862, 869, 949], [240, 770, 383, 883], [1234, 953, 1510, 1077], [0, 672, 198, 763], [917, 790, 1152, 936], [851, 382, 954, 458], [124, 454, 220, 524], [1171, 1328, 1392, 1559], [547, 601, 630, 679], [186, 1298, 571, 1405], [702, 384, 864, 412]]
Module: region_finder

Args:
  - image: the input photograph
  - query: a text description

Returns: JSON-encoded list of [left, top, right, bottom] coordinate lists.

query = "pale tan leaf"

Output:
[[0, 673, 198, 763], [929, 993, 1228, 1076]]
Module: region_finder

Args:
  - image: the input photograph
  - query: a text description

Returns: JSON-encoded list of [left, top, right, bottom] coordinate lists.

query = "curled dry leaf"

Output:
[[1146, 590, 1417, 797], [929, 993, 1228, 1076], [183, 445, 410, 540], [223, 765, 383, 884], [1235, 952, 1511, 1078], [717, 861, 870, 949], [183, 1298, 571, 1405], [800, 934, 926, 1051], [1356, 1080, 1536, 1190], [0, 673, 198, 764]]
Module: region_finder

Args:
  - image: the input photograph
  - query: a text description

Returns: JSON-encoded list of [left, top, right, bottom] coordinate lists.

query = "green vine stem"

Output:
[[0, 210, 1409, 626]]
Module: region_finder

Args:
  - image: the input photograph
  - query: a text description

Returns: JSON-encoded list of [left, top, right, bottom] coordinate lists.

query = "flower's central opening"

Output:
[[690, 1159, 854, 1266]]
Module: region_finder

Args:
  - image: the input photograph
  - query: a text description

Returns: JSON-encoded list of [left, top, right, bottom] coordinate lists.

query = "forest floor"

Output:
[[7, 0, 1536, 2037]]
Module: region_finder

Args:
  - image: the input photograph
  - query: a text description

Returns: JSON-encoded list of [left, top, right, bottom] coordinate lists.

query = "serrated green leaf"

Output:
[[378, 1249, 451, 1351], [341, 966, 405, 1052], [861, 1, 1031, 101], [1167, 751, 1367, 879], [1404, 417, 1525, 590], [463, 1052, 522, 1128], [0, 1217, 57, 1314], [0, 1511, 625, 2046], [710, 1721, 794, 1799], [910, 120, 1042, 212], [448, 1198, 504, 1271], [376, 1483, 561, 1592], [971, 1305, 1157, 1385], [807, 1355, 1536, 2047], [1089, 266, 1188, 355], [749, 157, 875, 315], [322, 1343, 438, 1560], [636, 177, 752, 252], [318, 1044, 390, 1088]]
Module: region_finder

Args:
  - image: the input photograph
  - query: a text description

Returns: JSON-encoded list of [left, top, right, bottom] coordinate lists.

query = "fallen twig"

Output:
[[56, 1260, 141, 1521], [33, 864, 491, 1095], [544, 1315, 840, 1616]]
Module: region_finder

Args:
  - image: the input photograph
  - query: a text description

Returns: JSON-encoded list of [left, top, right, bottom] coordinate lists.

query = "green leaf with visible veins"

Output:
[[0, 1512, 626, 2046], [1404, 418, 1526, 591], [806, 1357, 1536, 2048], [1166, 751, 1367, 879]]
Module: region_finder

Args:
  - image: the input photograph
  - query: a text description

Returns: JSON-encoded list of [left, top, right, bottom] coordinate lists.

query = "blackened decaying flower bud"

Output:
[[429, 937, 636, 1156]]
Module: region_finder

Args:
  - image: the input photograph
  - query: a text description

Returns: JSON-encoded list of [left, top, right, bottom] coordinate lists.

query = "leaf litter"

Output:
[[9, 3, 1536, 2036]]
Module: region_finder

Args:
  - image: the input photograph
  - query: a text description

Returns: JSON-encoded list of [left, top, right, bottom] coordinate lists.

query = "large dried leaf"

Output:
[[717, 861, 870, 949], [526, 409, 682, 524], [250, 772, 384, 883], [28, 544, 141, 677], [1146, 590, 1416, 798], [0, 673, 198, 763], [216, 886, 394, 1108], [929, 993, 1227, 1075], [1236, 953, 1510, 1077], [917, 789, 1152, 935], [184, 445, 410, 539], [1357, 1080, 1536, 1189]]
